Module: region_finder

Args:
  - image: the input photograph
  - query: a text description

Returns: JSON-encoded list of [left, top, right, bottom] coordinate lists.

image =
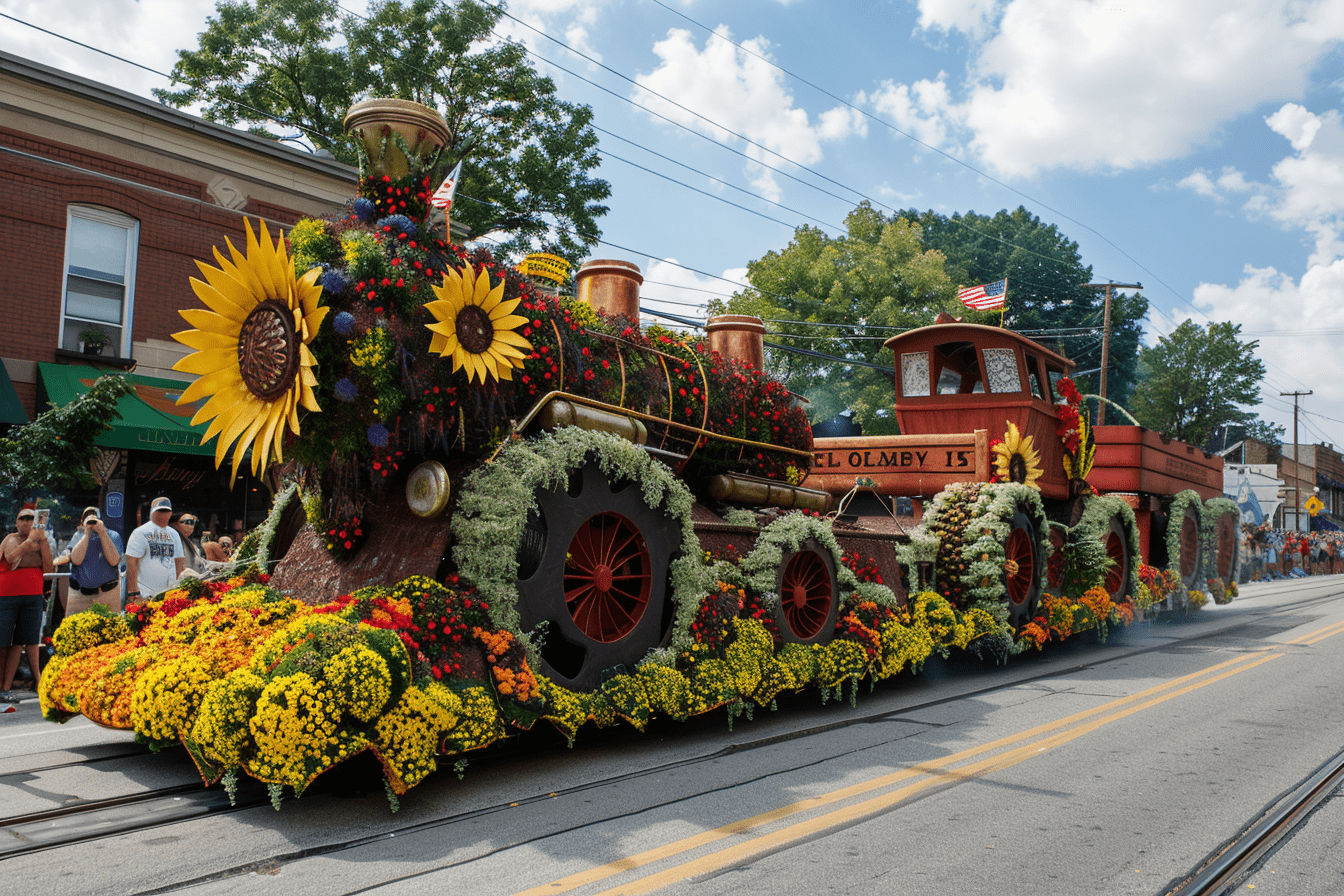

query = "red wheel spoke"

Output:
[[564, 512, 652, 643], [780, 551, 833, 640]]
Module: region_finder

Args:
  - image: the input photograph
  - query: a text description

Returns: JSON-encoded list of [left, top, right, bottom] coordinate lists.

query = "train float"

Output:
[[39, 99, 1238, 807]]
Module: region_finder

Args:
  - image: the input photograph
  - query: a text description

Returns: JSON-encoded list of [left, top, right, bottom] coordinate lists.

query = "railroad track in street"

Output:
[[0, 779, 272, 859], [1164, 745, 1344, 896]]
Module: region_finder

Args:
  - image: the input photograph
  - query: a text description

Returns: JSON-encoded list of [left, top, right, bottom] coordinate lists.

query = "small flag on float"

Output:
[[957, 278, 1008, 311], [430, 160, 463, 211]]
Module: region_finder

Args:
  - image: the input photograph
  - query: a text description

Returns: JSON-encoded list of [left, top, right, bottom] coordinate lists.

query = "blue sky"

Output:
[[3, 0, 1343, 446]]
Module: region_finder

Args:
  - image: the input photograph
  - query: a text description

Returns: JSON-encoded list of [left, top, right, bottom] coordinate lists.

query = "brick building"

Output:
[[0, 50, 356, 541]]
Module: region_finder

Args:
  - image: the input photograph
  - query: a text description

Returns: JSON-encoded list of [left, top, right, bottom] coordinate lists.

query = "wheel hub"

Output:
[[593, 564, 614, 593], [791, 583, 809, 608]]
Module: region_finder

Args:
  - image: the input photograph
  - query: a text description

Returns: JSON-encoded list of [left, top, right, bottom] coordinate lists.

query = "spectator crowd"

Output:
[[1241, 524, 1344, 581]]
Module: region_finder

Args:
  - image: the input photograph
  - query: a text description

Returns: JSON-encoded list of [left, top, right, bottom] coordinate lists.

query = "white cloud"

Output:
[[633, 27, 862, 200], [916, 0, 1003, 36], [639, 258, 749, 327], [897, 0, 1344, 177], [0, 0, 220, 97], [1177, 166, 1259, 200], [1192, 259, 1344, 428], [861, 74, 960, 153]]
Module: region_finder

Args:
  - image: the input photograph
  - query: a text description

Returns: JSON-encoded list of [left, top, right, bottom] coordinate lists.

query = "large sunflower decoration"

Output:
[[172, 219, 328, 482], [425, 262, 531, 383], [991, 422, 1044, 488]]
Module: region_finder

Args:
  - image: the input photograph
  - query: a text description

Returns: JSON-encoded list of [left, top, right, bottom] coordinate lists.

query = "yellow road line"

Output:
[[515, 650, 1275, 896], [1287, 618, 1344, 646], [585, 652, 1282, 896]]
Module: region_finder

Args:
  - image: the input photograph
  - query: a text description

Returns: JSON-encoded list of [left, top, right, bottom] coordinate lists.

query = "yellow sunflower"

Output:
[[172, 219, 328, 483], [992, 422, 1044, 488], [425, 263, 531, 383]]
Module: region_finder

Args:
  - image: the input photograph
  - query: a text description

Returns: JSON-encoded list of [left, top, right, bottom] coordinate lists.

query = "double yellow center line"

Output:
[[517, 619, 1343, 896]]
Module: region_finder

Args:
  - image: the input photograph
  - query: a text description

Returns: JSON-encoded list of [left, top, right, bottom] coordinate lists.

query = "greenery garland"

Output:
[[918, 482, 1049, 608], [451, 428, 705, 665], [224, 482, 298, 576], [1165, 490, 1204, 583], [1074, 494, 1142, 601], [1202, 497, 1241, 588]]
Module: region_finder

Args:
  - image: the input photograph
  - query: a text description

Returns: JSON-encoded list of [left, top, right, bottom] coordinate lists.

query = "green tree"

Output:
[[1128, 320, 1265, 448], [155, 0, 610, 260], [0, 376, 133, 506], [713, 203, 957, 434], [897, 207, 1149, 412]]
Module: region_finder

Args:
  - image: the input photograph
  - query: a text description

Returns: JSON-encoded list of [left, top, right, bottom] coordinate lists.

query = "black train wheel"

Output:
[[772, 538, 840, 645], [514, 461, 681, 692]]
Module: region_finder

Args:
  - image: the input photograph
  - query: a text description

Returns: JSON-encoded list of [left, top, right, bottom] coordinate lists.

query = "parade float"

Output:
[[40, 99, 1237, 809]]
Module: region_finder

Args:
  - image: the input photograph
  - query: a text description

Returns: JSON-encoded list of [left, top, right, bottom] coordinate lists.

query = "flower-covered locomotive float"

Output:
[[42, 100, 1240, 808]]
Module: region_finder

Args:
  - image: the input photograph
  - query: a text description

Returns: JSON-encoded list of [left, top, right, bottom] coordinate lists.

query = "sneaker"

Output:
[[0, 691, 19, 705]]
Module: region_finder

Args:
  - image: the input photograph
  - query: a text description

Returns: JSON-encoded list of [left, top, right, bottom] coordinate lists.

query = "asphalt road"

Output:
[[5, 577, 1344, 896]]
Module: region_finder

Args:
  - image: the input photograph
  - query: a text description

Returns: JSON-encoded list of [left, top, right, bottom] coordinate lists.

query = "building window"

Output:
[[60, 206, 139, 355]]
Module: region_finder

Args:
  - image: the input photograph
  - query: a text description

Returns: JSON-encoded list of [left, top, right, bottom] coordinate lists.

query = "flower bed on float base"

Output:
[[40, 508, 1166, 811]]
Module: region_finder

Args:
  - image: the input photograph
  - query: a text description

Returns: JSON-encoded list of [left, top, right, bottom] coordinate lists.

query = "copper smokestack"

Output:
[[575, 259, 643, 322], [706, 314, 766, 372]]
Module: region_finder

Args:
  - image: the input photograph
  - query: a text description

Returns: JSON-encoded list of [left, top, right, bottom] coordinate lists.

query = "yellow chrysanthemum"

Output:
[[992, 422, 1044, 488], [171, 219, 328, 483], [424, 263, 531, 383]]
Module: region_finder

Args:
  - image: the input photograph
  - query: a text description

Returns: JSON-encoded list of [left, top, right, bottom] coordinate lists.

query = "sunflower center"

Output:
[[238, 299, 300, 402], [455, 304, 494, 354], [1008, 454, 1027, 483]]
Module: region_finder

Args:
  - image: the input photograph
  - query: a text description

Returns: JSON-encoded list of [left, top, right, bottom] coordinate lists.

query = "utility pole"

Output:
[[1282, 390, 1312, 531], [1083, 281, 1141, 425]]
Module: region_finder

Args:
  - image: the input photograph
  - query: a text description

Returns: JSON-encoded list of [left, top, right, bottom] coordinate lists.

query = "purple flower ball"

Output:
[[321, 269, 349, 295], [377, 215, 417, 239], [334, 378, 358, 402], [333, 311, 356, 336], [352, 197, 376, 222], [367, 423, 390, 447]]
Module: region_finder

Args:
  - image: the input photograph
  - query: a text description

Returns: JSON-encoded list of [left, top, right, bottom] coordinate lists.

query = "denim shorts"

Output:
[[0, 593, 44, 647]]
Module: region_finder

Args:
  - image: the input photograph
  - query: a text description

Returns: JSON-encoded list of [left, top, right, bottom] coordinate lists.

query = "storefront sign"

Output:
[[133, 458, 209, 490]]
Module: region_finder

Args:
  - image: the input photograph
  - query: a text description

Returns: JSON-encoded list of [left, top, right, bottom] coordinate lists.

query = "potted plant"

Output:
[[79, 328, 108, 355]]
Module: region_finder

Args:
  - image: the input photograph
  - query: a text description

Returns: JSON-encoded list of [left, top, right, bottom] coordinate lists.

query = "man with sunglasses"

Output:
[[1, 507, 52, 703], [124, 497, 185, 601], [67, 506, 123, 615]]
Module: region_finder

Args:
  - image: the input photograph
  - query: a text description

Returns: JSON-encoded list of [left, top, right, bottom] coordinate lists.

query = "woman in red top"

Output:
[[0, 507, 52, 703]]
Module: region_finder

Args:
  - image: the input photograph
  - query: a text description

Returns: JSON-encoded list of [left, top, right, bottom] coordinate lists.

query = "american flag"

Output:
[[430, 160, 463, 211], [957, 278, 1007, 311]]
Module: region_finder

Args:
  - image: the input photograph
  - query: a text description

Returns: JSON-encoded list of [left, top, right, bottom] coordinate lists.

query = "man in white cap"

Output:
[[124, 496, 186, 600]]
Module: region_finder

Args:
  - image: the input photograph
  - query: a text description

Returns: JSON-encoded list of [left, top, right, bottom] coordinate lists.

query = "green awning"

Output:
[[38, 363, 216, 456], [0, 362, 27, 426]]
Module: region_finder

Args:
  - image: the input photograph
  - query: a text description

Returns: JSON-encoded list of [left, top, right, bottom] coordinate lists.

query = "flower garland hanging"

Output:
[[1056, 375, 1096, 487]]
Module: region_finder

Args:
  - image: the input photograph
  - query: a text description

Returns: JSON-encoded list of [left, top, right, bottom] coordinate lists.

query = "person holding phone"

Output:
[[67, 506, 123, 614], [1, 506, 52, 703]]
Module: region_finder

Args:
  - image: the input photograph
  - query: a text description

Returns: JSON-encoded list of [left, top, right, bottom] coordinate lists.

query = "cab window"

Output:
[[934, 341, 983, 394], [1025, 354, 1051, 401]]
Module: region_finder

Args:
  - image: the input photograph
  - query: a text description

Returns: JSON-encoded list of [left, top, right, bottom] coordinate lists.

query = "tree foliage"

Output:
[[0, 376, 133, 504], [155, 0, 610, 260], [1128, 320, 1266, 449], [713, 203, 958, 434], [897, 206, 1148, 412]]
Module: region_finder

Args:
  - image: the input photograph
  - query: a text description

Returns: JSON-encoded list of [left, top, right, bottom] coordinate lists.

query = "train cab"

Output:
[[883, 318, 1075, 500]]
